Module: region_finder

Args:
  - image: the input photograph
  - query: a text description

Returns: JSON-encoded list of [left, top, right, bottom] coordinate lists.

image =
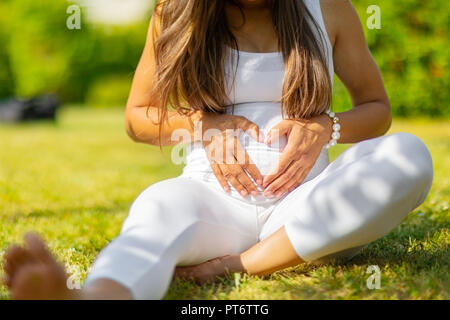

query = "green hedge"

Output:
[[353, 0, 448, 117], [0, 0, 448, 116], [0, 0, 148, 105]]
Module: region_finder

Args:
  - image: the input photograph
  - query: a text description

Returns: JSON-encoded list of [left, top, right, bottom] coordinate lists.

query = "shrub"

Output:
[[0, 0, 448, 117], [85, 75, 133, 108]]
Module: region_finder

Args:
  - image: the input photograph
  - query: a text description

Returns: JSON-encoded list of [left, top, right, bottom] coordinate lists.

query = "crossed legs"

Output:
[[177, 133, 433, 281], [3, 133, 433, 299]]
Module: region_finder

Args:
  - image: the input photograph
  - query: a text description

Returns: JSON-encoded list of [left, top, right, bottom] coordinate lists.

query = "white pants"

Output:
[[84, 132, 433, 299]]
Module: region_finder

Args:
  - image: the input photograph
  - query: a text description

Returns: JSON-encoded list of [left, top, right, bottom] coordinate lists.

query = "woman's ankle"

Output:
[[222, 255, 246, 275]]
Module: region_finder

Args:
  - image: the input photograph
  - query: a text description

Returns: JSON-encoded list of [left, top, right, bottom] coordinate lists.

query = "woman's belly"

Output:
[[181, 102, 330, 183]]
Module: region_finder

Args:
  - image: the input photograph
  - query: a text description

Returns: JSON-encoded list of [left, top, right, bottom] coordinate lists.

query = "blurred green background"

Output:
[[0, 0, 449, 300], [0, 0, 448, 116]]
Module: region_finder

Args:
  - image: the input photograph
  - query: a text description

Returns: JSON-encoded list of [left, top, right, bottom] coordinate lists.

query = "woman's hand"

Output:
[[262, 114, 332, 198], [197, 113, 265, 197]]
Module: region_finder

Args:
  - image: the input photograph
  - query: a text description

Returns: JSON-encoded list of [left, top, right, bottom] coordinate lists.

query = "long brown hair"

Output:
[[150, 0, 332, 133]]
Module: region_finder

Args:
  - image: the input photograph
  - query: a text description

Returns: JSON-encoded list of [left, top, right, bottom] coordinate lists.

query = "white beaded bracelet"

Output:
[[324, 109, 340, 149]]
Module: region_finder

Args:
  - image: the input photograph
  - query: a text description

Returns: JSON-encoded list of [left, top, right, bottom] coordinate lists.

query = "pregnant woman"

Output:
[[3, 0, 433, 300]]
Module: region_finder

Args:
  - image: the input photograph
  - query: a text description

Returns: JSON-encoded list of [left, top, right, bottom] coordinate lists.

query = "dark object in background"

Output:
[[0, 94, 59, 123]]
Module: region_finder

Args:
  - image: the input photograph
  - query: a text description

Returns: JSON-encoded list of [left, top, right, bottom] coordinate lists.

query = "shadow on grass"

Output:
[[166, 214, 449, 299]]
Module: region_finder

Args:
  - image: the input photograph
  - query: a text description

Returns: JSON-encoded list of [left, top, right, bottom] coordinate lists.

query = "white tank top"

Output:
[[182, 0, 334, 181]]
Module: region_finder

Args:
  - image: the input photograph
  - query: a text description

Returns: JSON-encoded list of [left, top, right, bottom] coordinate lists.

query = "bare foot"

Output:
[[174, 255, 244, 284], [2, 232, 79, 300]]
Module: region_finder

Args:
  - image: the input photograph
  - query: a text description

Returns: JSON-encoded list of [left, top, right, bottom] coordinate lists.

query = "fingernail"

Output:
[[264, 191, 273, 198], [256, 179, 263, 186], [251, 190, 258, 196], [240, 190, 248, 197], [275, 192, 283, 198], [258, 132, 265, 142]]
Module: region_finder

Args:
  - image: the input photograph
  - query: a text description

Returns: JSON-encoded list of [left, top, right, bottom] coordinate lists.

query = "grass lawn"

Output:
[[0, 107, 448, 300]]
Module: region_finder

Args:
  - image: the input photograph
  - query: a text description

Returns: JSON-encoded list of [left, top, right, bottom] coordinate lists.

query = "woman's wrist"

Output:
[[186, 110, 207, 142], [323, 110, 341, 149], [188, 111, 230, 143], [302, 114, 333, 145]]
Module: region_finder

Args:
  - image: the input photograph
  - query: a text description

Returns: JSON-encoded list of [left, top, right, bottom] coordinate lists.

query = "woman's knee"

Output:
[[122, 178, 203, 232], [380, 132, 433, 186]]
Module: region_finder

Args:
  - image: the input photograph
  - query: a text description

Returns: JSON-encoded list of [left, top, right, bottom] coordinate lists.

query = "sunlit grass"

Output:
[[0, 107, 448, 300]]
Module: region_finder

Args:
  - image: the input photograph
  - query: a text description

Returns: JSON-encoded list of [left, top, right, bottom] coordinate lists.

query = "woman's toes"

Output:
[[24, 232, 58, 265], [3, 245, 34, 286], [10, 251, 70, 300], [4, 245, 25, 271], [2, 233, 73, 300]]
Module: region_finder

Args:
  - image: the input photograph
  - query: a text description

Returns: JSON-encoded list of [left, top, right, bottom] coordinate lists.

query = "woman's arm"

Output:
[[262, 0, 393, 195], [125, 8, 203, 146], [125, 6, 265, 196], [323, 0, 392, 142]]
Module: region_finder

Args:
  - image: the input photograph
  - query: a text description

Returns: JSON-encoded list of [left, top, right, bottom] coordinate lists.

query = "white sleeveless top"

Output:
[[182, 0, 334, 181]]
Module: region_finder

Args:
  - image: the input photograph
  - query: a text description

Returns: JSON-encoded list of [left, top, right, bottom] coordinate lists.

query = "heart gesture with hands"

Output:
[[199, 112, 331, 199], [262, 114, 332, 198]]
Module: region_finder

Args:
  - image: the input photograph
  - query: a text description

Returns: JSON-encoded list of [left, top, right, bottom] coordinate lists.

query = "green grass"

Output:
[[0, 107, 448, 300]]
